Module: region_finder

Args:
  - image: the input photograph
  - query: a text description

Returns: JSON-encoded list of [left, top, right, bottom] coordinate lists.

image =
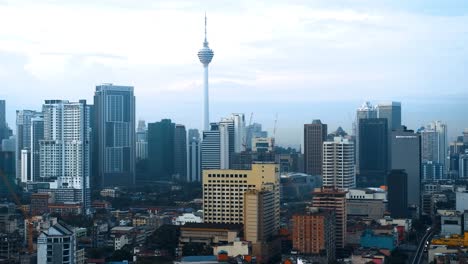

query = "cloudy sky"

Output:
[[0, 0, 467, 147]]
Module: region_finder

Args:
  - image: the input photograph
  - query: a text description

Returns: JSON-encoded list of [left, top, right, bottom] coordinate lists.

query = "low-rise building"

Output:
[[37, 223, 76, 264], [100, 188, 120, 198], [440, 211, 462, 236], [360, 229, 397, 250], [213, 240, 250, 257], [347, 199, 385, 220], [179, 223, 242, 253], [173, 213, 203, 226]]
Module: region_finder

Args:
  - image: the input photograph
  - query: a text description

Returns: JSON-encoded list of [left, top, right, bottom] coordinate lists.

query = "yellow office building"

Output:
[[202, 163, 280, 225]]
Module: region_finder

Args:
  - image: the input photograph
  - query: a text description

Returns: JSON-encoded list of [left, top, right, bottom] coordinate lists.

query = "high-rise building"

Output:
[[323, 137, 355, 189], [39, 100, 91, 213], [355, 102, 378, 173], [188, 129, 201, 182], [377, 102, 402, 131], [198, 15, 214, 131], [244, 184, 281, 261], [30, 115, 44, 182], [148, 119, 175, 181], [387, 170, 408, 218], [0, 100, 8, 143], [358, 118, 388, 187], [202, 163, 280, 225], [421, 128, 439, 162], [244, 185, 278, 243], [0, 150, 15, 197], [464, 129, 468, 146], [231, 113, 246, 153], [390, 127, 421, 207], [304, 120, 327, 176], [37, 222, 76, 264], [136, 120, 148, 160], [422, 161, 444, 181], [94, 84, 135, 187], [16, 110, 42, 183], [0, 100, 5, 130], [377, 102, 402, 171], [252, 137, 275, 153], [174, 124, 187, 181], [430, 121, 448, 172], [292, 207, 335, 262], [460, 151, 468, 179], [219, 118, 234, 168], [312, 188, 347, 250], [246, 123, 268, 150], [201, 123, 221, 170]]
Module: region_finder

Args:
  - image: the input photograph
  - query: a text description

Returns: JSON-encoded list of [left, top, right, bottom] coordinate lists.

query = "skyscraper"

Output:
[[387, 170, 408, 218], [0, 100, 5, 130], [0, 100, 7, 143], [355, 102, 378, 173], [421, 128, 439, 162], [16, 110, 41, 183], [39, 100, 91, 213], [231, 113, 246, 153], [219, 118, 234, 169], [323, 137, 355, 188], [30, 115, 44, 182], [198, 15, 214, 131], [246, 123, 268, 150], [312, 188, 347, 250], [390, 127, 421, 207], [430, 121, 448, 172], [377, 101, 402, 171], [201, 123, 221, 170], [147, 119, 175, 181], [377, 102, 402, 131], [304, 120, 327, 176], [188, 129, 201, 182], [136, 120, 148, 160], [94, 84, 135, 187], [460, 150, 468, 179], [358, 118, 388, 187], [174, 124, 187, 181]]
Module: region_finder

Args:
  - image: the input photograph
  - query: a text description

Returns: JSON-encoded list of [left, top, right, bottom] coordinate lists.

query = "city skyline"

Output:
[[0, 0, 467, 147]]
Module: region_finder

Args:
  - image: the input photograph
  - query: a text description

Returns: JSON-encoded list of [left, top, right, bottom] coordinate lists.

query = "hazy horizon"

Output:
[[1, 0, 467, 147]]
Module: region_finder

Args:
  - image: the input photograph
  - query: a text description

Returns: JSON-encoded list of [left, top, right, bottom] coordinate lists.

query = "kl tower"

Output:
[[197, 14, 214, 131]]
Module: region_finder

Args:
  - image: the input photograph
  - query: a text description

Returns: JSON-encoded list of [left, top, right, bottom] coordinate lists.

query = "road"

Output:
[[411, 228, 433, 264]]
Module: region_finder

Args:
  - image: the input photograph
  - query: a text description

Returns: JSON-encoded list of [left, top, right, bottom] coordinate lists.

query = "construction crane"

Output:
[[0, 169, 34, 254], [242, 112, 253, 151]]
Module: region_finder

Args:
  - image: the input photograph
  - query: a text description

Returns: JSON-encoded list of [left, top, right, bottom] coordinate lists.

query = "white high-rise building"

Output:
[[136, 120, 148, 160], [39, 100, 91, 213], [197, 15, 214, 131], [323, 137, 355, 188], [420, 121, 448, 174], [231, 113, 246, 153], [430, 121, 448, 171]]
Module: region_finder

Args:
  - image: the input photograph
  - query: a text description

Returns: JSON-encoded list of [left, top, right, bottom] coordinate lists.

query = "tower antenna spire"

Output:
[[204, 13, 208, 44]]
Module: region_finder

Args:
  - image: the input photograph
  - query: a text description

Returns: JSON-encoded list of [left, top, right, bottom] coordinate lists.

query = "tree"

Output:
[[146, 225, 180, 256], [182, 243, 213, 256], [106, 248, 133, 262]]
